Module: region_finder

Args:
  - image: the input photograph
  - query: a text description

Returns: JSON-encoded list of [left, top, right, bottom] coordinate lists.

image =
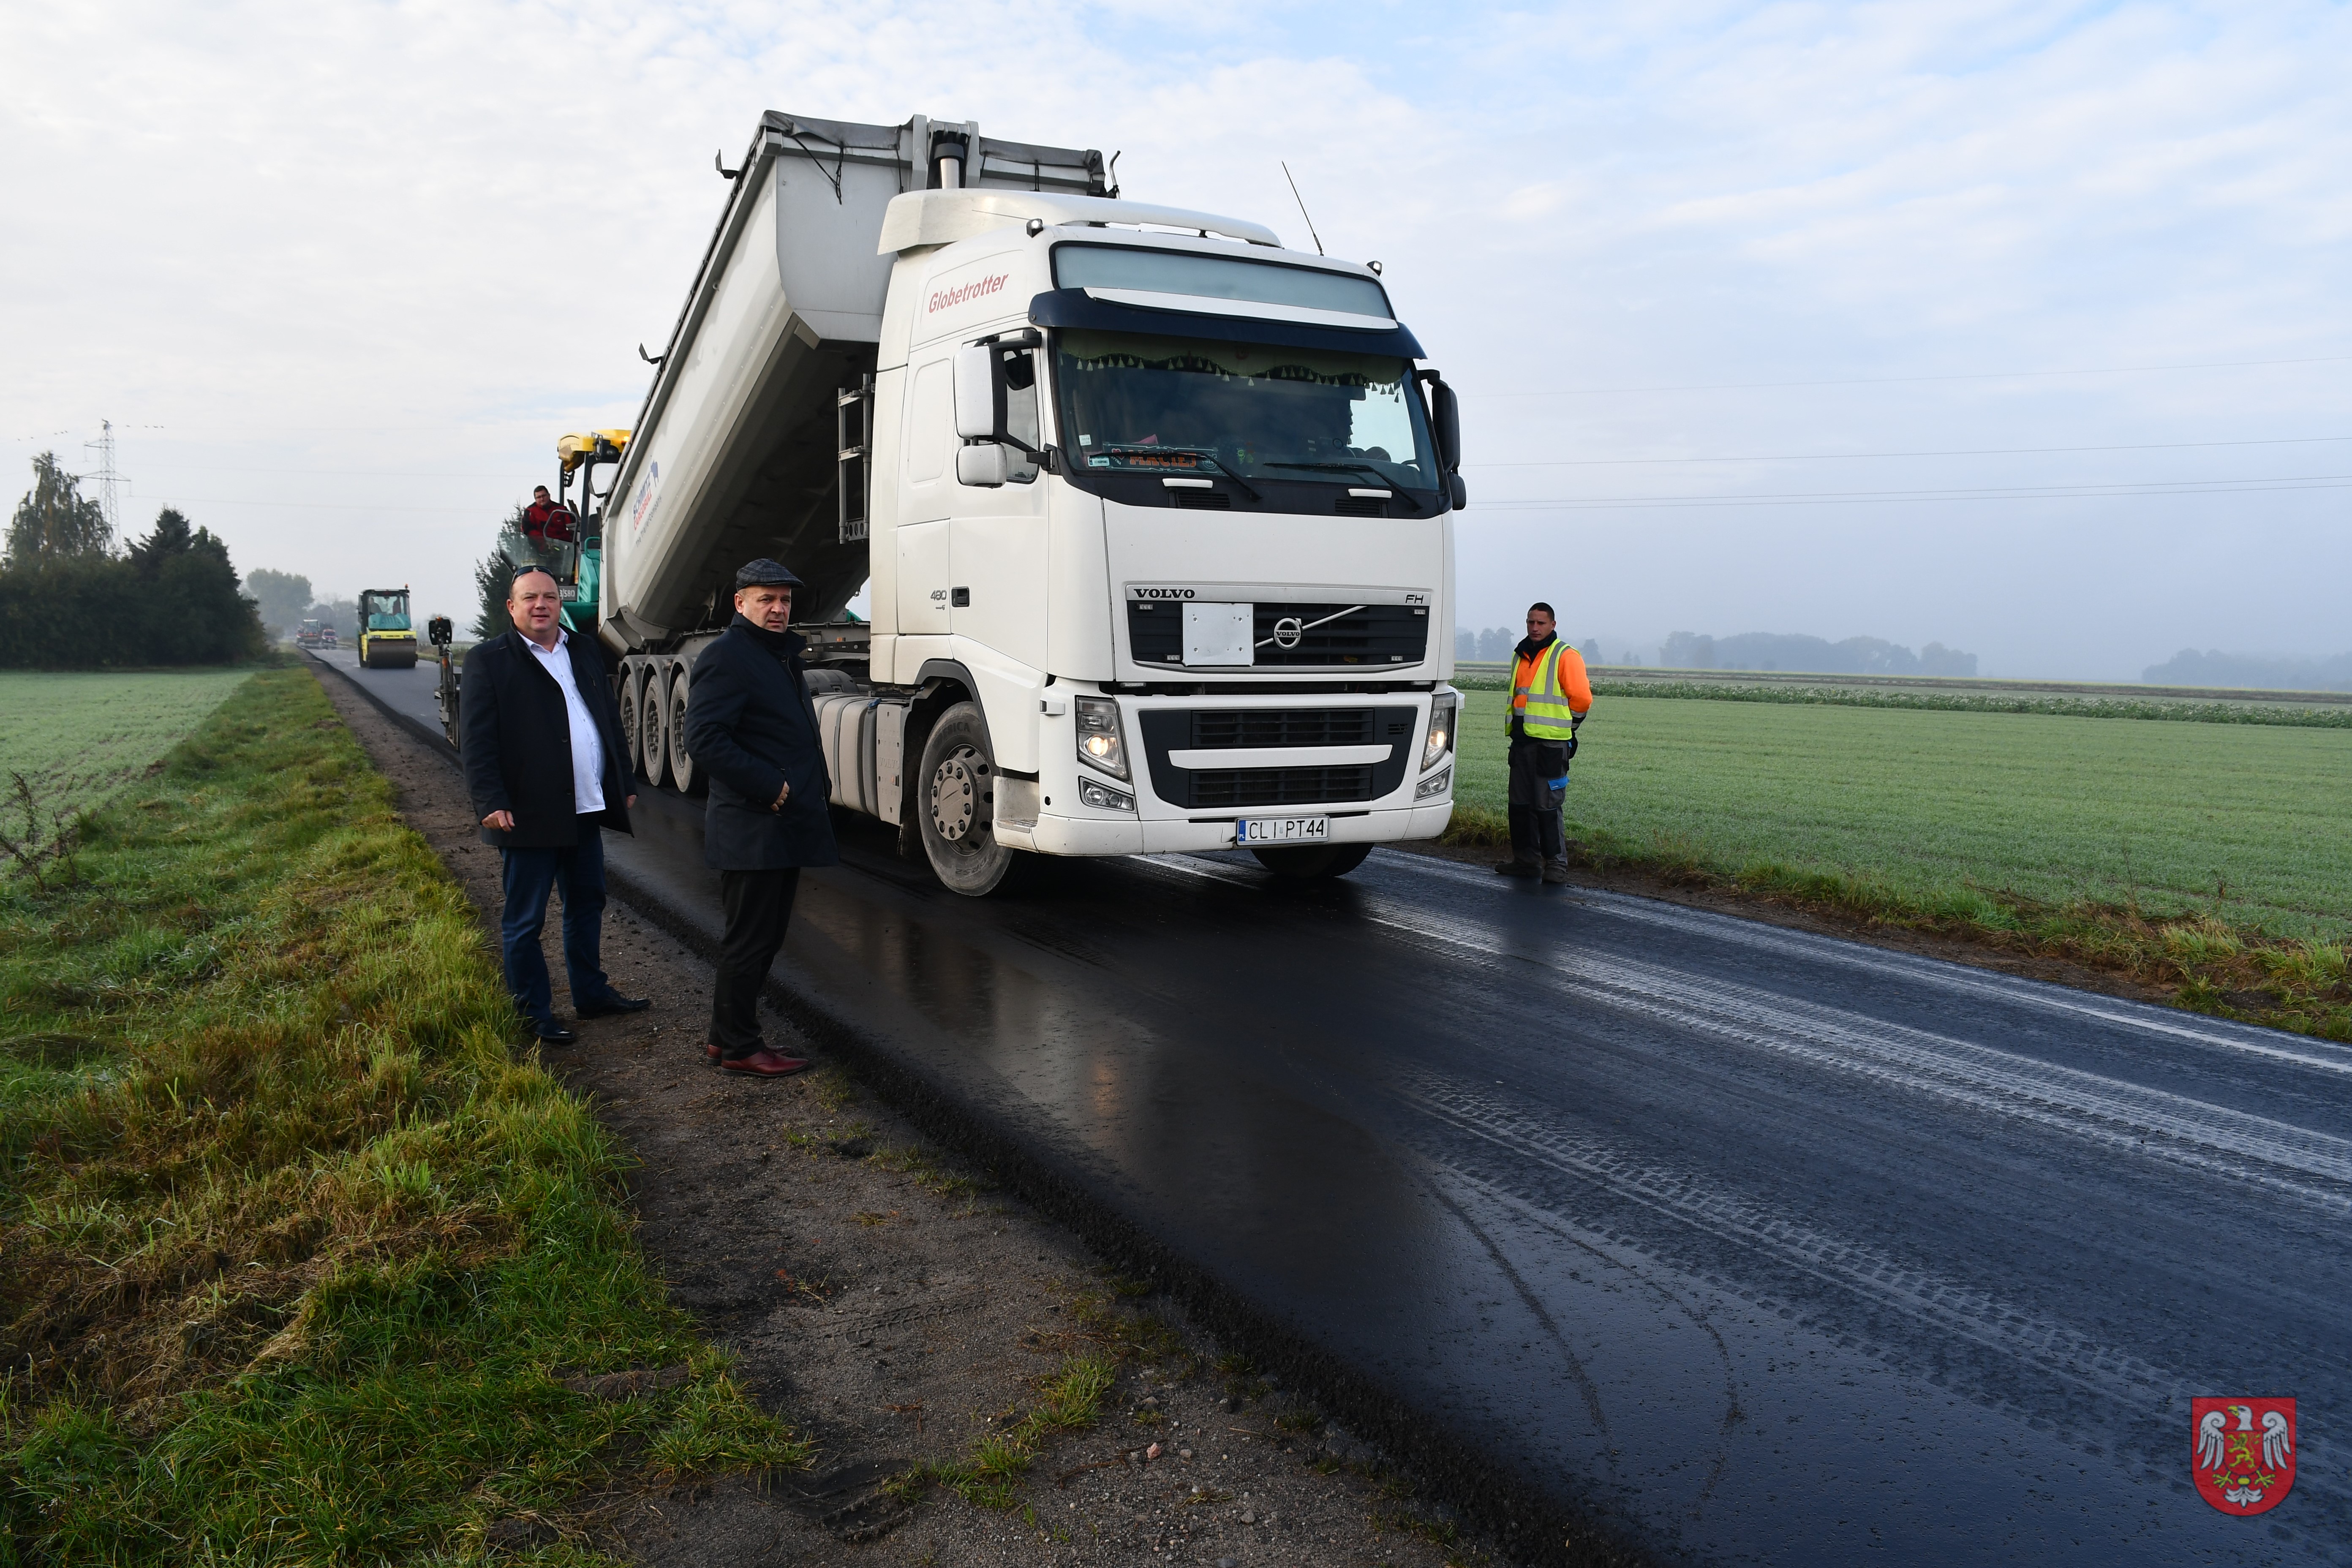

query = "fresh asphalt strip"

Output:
[[305, 649, 2352, 1568]]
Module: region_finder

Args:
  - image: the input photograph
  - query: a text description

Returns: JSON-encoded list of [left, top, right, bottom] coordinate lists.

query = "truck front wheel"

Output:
[[1250, 842, 1373, 879], [917, 701, 1028, 896]]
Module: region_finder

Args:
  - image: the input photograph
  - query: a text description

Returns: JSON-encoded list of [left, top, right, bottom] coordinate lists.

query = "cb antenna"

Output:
[[1281, 161, 1324, 256]]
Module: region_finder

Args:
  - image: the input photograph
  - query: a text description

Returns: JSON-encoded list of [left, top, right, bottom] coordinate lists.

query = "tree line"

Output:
[[1454, 625, 1978, 676], [0, 453, 266, 668], [2142, 648, 2352, 693]]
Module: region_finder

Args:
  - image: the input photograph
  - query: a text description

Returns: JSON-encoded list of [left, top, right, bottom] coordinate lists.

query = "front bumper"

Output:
[[1012, 799, 1455, 857]]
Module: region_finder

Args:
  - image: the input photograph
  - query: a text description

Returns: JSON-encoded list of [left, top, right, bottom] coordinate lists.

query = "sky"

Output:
[[3, 0, 2347, 680]]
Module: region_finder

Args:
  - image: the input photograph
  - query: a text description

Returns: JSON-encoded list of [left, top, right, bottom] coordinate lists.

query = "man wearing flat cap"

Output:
[[682, 558, 840, 1075]]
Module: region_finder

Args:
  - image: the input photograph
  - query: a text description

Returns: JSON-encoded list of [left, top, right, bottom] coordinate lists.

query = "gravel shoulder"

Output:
[[308, 664, 1500, 1568]]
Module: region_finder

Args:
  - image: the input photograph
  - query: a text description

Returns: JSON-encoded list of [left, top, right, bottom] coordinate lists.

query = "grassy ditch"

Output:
[[0, 667, 806, 1563], [1444, 687, 2352, 1040]]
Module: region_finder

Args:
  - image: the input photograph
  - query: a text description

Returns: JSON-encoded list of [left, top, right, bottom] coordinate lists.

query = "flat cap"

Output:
[[734, 558, 803, 591]]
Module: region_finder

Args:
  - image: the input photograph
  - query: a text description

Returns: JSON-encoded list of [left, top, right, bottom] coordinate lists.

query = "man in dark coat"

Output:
[[462, 566, 650, 1043], [682, 558, 840, 1076]]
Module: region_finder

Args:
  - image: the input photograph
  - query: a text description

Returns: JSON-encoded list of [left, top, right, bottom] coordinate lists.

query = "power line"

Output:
[[1472, 474, 2352, 512], [1462, 352, 2352, 398], [1466, 434, 2352, 468]]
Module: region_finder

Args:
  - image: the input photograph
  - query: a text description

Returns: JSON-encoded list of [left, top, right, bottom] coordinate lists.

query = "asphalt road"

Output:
[[316, 648, 2351, 1565]]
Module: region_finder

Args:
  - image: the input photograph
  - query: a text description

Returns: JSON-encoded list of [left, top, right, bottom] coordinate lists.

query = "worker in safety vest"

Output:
[[1497, 601, 1592, 885]]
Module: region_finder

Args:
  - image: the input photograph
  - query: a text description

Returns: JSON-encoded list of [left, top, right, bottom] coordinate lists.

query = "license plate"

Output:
[[1237, 816, 1328, 844]]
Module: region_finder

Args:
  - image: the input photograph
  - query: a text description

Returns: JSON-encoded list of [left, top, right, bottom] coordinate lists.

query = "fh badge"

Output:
[[2192, 1397, 2295, 1515]]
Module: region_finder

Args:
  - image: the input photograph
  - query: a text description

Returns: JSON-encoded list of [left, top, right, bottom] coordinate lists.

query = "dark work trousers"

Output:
[[711, 868, 802, 1059], [1506, 735, 1571, 867], [499, 819, 612, 1029]]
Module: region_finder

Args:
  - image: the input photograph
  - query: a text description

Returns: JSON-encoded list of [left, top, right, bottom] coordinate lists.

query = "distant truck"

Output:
[[357, 587, 418, 669], [296, 618, 338, 650], [592, 112, 1465, 894]]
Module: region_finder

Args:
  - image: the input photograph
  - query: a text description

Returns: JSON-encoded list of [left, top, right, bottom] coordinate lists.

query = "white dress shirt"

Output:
[[524, 630, 606, 815]]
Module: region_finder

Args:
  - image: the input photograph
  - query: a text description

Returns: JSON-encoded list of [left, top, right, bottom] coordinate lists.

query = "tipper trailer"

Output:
[[599, 111, 1466, 894]]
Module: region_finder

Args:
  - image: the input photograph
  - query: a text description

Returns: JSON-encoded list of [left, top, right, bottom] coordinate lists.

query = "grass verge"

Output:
[[0, 666, 807, 1564]]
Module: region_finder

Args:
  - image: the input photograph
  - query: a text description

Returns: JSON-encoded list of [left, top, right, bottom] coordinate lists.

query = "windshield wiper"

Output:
[[1260, 461, 1422, 512]]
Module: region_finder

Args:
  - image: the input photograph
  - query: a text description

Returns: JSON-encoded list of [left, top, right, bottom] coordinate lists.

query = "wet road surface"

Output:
[[316, 650, 2351, 1565]]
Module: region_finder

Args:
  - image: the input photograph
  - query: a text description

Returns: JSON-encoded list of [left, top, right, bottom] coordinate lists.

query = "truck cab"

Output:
[[865, 192, 1461, 887]]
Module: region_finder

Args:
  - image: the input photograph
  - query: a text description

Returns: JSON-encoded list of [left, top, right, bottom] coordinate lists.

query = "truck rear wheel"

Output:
[[638, 668, 670, 788], [917, 701, 1027, 896], [1250, 842, 1373, 879], [665, 670, 702, 795], [619, 664, 643, 776]]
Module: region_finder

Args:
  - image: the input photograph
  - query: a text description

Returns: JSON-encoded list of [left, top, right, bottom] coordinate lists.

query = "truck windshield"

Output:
[[1054, 329, 1435, 493], [361, 594, 409, 631]]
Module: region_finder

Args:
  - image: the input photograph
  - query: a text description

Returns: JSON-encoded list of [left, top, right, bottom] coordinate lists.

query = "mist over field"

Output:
[[4, 1, 2347, 682]]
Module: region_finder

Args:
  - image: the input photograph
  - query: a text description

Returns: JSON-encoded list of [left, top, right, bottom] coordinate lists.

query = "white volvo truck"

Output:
[[599, 112, 1465, 895]]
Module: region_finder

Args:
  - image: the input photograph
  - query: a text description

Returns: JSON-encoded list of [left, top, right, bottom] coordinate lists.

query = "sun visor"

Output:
[[1027, 288, 1425, 360]]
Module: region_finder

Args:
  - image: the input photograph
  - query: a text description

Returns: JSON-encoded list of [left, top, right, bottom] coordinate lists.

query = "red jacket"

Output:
[[523, 499, 574, 542]]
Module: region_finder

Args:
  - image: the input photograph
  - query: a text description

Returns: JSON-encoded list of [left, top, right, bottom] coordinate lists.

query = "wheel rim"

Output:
[[667, 679, 693, 785], [640, 676, 667, 786], [928, 746, 983, 845], [620, 672, 640, 764]]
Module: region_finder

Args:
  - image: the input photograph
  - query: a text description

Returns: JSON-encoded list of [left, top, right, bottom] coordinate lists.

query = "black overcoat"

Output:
[[683, 617, 840, 871], [460, 630, 634, 848]]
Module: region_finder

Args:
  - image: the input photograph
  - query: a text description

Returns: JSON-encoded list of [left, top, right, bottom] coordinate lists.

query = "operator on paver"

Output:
[[1494, 601, 1592, 885]]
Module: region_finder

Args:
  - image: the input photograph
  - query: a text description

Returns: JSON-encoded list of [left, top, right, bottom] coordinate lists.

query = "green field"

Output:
[[1455, 689, 2352, 941], [0, 668, 256, 824], [2, 669, 795, 1559]]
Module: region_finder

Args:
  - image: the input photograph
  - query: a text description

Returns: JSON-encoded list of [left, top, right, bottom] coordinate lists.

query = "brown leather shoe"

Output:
[[1541, 860, 1571, 885], [1492, 859, 1538, 879], [720, 1048, 809, 1077], [705, 1043, 721, 1063]]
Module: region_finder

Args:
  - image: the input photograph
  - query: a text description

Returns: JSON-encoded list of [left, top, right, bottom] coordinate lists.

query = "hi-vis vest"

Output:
[[1511, 640, 1581, 740]]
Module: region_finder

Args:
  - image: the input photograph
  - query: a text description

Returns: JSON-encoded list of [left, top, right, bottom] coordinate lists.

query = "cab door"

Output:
[[896, 357, 954, 638], [948, 342, 1048, 670]]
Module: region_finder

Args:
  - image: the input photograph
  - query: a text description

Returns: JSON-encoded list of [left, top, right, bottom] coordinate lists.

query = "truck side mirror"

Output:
[[953, 342, 1002, 441], [1421, 370, 1467, 509], [956, 443, 1010, 487]]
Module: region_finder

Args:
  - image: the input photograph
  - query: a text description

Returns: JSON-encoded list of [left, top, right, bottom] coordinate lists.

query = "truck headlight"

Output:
[[1420, 691, 1458, 771], [1075, 696, 1128, 780], [1416, 765, 1452, 800]]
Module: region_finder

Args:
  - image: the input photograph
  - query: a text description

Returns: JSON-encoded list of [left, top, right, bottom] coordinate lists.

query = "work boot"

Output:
[[1493, 859, 1539, 878], [1541, 859, 1571, 885]]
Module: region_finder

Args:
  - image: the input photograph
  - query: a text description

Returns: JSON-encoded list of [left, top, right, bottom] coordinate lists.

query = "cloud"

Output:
[[3, 0, 2348, 676]]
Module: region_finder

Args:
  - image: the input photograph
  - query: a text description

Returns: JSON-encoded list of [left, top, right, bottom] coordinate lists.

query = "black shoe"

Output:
[[577, 993, 651, 1018], [536, 1025, 578, 1046], [1493, 859, 1539, 879], [1541, 860, 1571, 885]]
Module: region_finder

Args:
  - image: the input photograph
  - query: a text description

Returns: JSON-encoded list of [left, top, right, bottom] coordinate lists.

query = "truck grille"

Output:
[[1136, 705, 1418, 809], [1171, 489, 1231, 510], [1333, 495, 1388, 517], [1187, 766, 1375, 808], [1187, 709, 1375, 748], [1125, 601, 1430, 668]]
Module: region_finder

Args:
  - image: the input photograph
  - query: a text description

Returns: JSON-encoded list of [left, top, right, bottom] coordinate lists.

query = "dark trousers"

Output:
[[499, 819, 612, 1027], [712, 868, 801, 1059], [1506, 735, 1571, 866]]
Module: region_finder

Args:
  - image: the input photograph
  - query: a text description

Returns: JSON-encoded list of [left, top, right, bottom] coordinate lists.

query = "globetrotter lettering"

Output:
[[927, 273, 1010, 315]]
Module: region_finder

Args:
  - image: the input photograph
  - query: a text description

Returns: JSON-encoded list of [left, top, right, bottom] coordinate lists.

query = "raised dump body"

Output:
[[598, 109, 1466, 896], [598, 114, 1108, 652]]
